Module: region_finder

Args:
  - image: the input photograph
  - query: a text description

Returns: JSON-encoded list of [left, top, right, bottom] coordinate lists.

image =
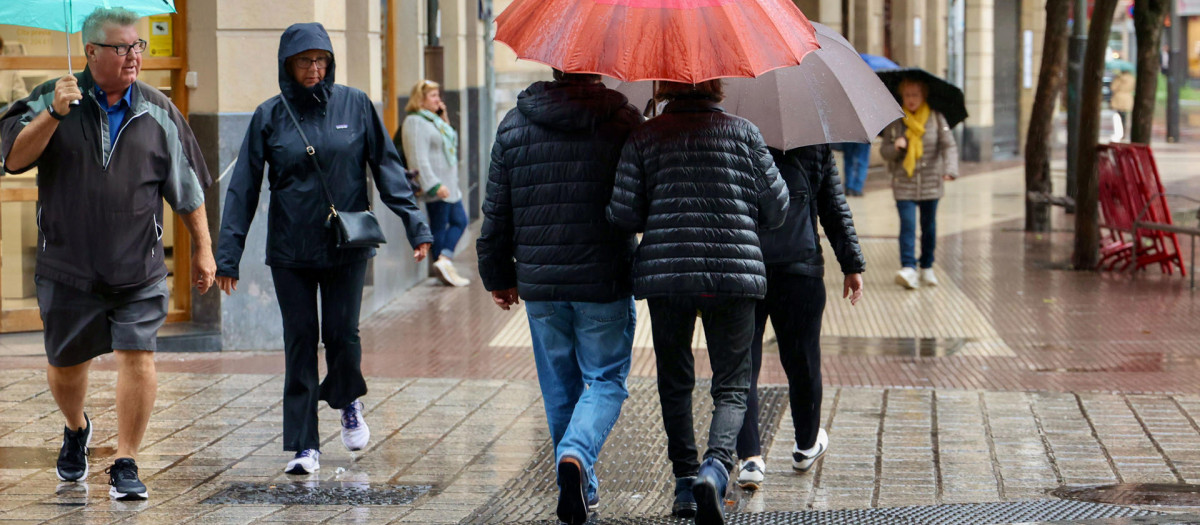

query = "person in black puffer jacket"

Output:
[[606, 80, 788, 523], [733, 144, 866, 491], [477, 70, 642, 525]]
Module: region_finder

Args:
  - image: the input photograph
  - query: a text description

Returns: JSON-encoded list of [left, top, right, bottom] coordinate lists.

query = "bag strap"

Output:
[[279, 95, 341, 219]]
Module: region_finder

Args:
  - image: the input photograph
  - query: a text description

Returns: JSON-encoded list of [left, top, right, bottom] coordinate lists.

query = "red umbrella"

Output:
[[494, 0, 822, 83]]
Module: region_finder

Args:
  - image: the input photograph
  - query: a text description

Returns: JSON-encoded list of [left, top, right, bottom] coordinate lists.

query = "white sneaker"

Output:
[[285, 449, 320, 475], [442, 260, 471, 287], [340, 400, 370, 451], [920, 268, 938, 286], [793, 428, 828, 472], [895, 267, 919, 290], [433, 257, 469, 287], [736, 457, 766, 490]]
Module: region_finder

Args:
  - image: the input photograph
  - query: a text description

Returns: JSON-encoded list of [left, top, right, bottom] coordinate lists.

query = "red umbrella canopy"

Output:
[[494, 0, 822, 83]]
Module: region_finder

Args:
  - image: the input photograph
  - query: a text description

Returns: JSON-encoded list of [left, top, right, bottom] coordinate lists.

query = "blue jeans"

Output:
[[426, 200, 468, 259], [525, 298, 636, 501], [897, 199, 939, 269], [840, 142, 871, 193]]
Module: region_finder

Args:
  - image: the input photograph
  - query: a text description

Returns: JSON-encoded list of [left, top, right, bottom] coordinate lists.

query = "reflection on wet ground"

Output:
[[200, 480, 431, 505], [1054, 485, 1200, 508]]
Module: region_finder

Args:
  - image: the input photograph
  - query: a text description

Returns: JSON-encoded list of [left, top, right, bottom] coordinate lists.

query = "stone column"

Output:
[[962, 0, 995, 161], [1019, 0, 1046, 152], [345, 0, 382, 100], [852, 0, 886, 57], [925, 0, 948, 77], [891, 0, 928, 68]]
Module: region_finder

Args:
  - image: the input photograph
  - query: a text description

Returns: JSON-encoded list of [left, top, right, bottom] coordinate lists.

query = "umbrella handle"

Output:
[[64, 0, 81, 106]]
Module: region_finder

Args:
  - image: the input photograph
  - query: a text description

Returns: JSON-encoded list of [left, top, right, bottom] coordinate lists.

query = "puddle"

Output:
[[201, 480, 432, 505], [1053, 484, 1200, 507]]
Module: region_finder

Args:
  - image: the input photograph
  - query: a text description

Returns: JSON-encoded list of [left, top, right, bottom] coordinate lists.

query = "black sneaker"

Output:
[[556, 456, 588, 525], [106, 458, 148, 501], [55, 414, 91, 482], [671, 475, 697, 518], [693, 458, 729, 525]]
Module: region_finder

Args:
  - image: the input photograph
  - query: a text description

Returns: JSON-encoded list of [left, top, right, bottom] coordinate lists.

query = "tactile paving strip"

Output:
[[460, 379, 791, 524], [507, 500, 1160, 525]]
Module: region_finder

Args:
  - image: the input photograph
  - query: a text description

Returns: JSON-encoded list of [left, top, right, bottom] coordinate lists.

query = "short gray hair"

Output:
[[82, 7, 139, 45]]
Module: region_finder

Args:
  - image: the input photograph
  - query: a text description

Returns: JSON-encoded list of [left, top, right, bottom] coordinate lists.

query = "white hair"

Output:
[[82, 7, 139, 45]]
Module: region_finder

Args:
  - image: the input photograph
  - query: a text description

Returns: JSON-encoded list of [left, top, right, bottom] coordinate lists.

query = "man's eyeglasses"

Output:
[[91, 39, 148, 56], [293, 56, 330, 70]]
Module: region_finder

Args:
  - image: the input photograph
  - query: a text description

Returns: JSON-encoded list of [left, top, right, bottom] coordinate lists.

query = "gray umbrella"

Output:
[[606, 22, 902, 150]]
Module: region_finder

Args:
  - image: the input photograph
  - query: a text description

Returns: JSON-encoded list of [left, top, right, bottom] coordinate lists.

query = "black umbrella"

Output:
[[875, 67, 969, 128]]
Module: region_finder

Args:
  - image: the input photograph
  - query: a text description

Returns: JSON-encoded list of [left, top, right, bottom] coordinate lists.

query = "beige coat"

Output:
[[1110, 72, 1135, 113], [880, 110, 959, 202]]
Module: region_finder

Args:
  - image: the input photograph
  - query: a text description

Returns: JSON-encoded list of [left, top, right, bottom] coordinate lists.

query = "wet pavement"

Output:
[[2, 144, 1200, 522]]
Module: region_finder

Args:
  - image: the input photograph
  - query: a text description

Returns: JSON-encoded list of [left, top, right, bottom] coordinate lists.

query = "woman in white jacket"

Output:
[[402, 80, 469, 286]]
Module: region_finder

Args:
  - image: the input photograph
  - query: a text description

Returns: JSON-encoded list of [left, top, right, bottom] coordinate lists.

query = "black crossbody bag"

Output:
[[279, 96, 386, 249]]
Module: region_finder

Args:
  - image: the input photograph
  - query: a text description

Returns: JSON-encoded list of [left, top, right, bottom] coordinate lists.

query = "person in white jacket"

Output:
[[401, 80, 469, 287]]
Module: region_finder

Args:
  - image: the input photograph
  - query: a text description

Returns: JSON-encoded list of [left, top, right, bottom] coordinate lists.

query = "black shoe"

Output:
[[556, 456, 588, 525], [671, 475, 697, 518], [693, 458, 729, 525], [106, 458, 148, 501], [55, 414, 91, 482]]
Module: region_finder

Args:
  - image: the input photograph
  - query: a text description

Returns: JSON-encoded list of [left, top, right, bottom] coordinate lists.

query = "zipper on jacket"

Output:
[[151, 218, 163, 259], [103, 111, 148, 170], [36, 208, 45, 251]]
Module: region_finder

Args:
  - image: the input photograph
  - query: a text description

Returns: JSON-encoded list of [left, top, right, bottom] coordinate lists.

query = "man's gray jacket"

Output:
[[0, 67, 210, 293]]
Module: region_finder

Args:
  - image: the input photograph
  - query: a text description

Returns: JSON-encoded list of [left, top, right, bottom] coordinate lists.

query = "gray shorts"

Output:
[[35, 276, 169, 368]]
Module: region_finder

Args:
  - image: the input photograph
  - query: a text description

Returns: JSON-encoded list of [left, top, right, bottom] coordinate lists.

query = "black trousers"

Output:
[[648, 296, 756, 477], [736, 271, 826, 458], [272, 260, 369, 452]]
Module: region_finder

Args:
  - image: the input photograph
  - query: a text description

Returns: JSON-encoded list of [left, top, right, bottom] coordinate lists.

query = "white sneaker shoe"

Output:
[[736, 457, 766, 490], [895, 267, 919, 290], [442, 260, 471, 287], [340, 400, 370, 451], [433, 257, 469, 287], [285, 449, 320, 475], [920, 268, 938, 286], [793, 428, 828, 472]]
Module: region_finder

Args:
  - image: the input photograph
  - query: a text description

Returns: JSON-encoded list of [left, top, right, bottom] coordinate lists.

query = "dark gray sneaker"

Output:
[[106, 458, 148, 501], [55, 414, 91, 482]]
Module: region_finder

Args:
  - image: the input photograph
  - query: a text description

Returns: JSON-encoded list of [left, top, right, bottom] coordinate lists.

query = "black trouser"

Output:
[[736, 271, 826, 458], [648, 296, 756, 477], [272, 260, 369, 452]]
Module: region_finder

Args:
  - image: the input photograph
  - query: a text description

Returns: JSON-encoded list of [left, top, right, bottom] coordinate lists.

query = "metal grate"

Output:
[[200, 480, 431, 505], [461, 379, 791, 524], [506, 500, 1159, 525]]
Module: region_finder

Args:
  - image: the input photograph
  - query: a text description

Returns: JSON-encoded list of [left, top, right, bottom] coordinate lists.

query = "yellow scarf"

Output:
[[902, 103, 931, 177]]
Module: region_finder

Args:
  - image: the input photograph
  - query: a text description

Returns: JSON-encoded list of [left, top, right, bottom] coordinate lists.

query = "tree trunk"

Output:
[[1131, 0, 1168, 144], [1024, 0, 1071, 232], [1073, 0, 1121, 270]]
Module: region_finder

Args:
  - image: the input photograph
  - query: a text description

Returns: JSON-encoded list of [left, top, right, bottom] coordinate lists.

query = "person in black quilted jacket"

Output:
[[476, 70, 642, 525], [733, 144, 866, 491], [606, 80, 788, 524]]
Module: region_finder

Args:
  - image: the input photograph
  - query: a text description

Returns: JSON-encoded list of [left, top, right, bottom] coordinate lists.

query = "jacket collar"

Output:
[[662, 99, 724, 114], [79, 67, 143, 112]]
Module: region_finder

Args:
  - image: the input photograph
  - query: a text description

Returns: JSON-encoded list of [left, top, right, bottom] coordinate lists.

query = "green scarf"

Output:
[[412, 109, 458, 167]]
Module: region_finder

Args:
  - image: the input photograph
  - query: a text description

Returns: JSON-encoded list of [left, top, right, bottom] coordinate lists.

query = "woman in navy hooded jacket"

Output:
[[215, 23, 433, 475]]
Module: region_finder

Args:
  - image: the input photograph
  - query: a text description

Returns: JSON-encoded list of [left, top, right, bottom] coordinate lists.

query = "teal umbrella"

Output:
[[0, 0, 176, 74]]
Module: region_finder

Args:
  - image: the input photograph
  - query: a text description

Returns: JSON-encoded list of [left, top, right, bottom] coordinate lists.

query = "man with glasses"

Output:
[[0, 7, 213, 501]]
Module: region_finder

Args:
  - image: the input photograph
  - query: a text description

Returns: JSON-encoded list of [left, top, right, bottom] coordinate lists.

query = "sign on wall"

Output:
[[1180, 0, 1200, 16], [148, 15, 172, 57]]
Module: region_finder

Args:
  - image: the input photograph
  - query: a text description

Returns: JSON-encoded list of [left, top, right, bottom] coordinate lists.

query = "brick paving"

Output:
[[2, 147, 1200, 522]]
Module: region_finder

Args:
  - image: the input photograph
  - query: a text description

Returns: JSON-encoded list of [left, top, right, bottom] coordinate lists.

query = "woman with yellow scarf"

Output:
[[879, 78, 959, 290]]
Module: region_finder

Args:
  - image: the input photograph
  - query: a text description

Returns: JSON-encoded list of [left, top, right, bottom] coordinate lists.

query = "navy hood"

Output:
[[517, 81, 631, 132], [278, 22, 335, 107]]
